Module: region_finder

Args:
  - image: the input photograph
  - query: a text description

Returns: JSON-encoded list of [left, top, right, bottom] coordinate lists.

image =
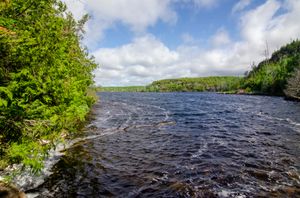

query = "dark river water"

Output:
[[30, 92, 300, 197]]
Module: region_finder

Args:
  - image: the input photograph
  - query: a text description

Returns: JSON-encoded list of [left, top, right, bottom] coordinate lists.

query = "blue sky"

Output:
[[100, 0, 257, 49], [64, 0, 300, 86]]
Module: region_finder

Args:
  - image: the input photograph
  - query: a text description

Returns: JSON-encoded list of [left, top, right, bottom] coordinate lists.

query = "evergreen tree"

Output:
[[0, 0, 97, 171]]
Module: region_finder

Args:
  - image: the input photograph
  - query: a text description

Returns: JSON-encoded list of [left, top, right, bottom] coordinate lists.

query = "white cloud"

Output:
[[181, 33, 199, 44], [86, 0, 176, 31], [93, 0, 300, 86], [232, 0, 252, 13], [63, 0, 177, 48], [62, 0, 86, 20], [192, 0, 218, 8], [176, 0, 218, 8], [239, 0, 300, 54], [93, 35, 179, 85], [93, 34, 245, 86], [240, 0, 281, 45], [63, 0, 300, 86], [211, 28, 231, 46]]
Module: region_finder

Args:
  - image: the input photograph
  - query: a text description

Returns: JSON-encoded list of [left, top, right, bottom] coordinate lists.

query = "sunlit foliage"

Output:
[[242, 40, 300, 96], [0, 0, 97, 171], [146, 76, 242, 92]]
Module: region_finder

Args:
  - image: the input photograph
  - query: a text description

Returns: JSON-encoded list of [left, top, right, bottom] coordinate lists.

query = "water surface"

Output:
[[31, 92, 300, 197]]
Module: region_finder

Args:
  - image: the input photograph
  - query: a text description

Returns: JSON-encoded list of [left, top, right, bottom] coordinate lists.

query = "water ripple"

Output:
[[28, 93, 300, 197]]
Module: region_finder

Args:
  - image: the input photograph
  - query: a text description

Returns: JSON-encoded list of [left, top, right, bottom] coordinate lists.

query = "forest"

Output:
[[241, 40, 300, 99], [98, 86, 146, 92], [145, 76, 241, 92], [100, 40, 300, 101], [98, 76, 242, 93], [0, 0, 97, 171]]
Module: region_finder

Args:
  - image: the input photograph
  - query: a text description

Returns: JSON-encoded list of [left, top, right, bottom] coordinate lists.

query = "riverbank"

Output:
[[0, 105, 98, 196]]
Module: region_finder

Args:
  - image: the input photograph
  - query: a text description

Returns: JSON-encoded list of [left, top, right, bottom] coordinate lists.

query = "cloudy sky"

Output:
[[63, 0, 300, 86]]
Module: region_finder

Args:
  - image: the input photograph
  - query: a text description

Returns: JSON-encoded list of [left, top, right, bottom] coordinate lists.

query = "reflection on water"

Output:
[[29, 92, 300, 197]]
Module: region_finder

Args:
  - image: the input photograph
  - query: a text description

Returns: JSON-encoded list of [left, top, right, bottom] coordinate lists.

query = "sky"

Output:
[[63, 0, 300, 86]]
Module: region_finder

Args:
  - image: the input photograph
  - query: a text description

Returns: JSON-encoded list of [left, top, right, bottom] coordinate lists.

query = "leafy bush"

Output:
[[242, 40, 300, 95], [0, 0, 97, 171]]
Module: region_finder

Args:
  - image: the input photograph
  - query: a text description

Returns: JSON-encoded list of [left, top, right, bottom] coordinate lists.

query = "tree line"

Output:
[[146, 76, 241, 92], [98, 77, 242, 93], [99, 40, 300, 100]]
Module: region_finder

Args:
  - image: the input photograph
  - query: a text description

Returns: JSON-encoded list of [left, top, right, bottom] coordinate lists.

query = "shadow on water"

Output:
[[27, 92, 300, 197]]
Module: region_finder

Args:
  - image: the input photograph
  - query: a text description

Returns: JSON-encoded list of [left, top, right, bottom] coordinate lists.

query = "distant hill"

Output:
[[98, 76, 242, 92], [98, 86, 146, 92], [146, 76, 242, 92]]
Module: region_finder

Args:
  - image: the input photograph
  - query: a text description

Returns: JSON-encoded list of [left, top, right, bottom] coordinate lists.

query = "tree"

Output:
[[242, 40, 300, 95], [0, 0, 97, 171]]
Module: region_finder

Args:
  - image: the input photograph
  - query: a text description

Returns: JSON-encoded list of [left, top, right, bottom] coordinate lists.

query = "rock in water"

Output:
[[0, 182, 26, 198]]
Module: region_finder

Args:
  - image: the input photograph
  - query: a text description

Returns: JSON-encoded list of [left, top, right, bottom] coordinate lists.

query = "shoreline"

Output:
[[0, 105, 97, 197]]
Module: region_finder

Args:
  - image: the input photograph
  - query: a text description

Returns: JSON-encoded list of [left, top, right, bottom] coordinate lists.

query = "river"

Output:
[[28, 92, 300, 197]]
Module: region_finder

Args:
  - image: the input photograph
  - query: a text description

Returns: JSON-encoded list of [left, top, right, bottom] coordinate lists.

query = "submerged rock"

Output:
[[0, 181, 26, 198]]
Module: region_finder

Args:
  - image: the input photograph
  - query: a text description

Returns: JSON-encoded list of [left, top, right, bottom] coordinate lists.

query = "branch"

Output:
[[14, 1, 36, 18]]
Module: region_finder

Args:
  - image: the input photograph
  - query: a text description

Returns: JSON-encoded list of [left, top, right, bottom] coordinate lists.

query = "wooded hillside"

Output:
[[242, 40, 300, 96], [146, 76, 241, 92]]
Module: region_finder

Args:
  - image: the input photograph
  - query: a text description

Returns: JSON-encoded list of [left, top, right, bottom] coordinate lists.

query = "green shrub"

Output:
[[243, 40, 300, 95], [0, 0, 97, 171]]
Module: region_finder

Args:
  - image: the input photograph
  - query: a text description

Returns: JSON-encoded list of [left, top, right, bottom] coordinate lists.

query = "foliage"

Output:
[[99, 86, 146, 92], [284, 68, 300, 100], [145, 76, 242, 92], [98, 77, 241, 93], [242, 40, 300, 95], [0, 0, 97, 171]]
